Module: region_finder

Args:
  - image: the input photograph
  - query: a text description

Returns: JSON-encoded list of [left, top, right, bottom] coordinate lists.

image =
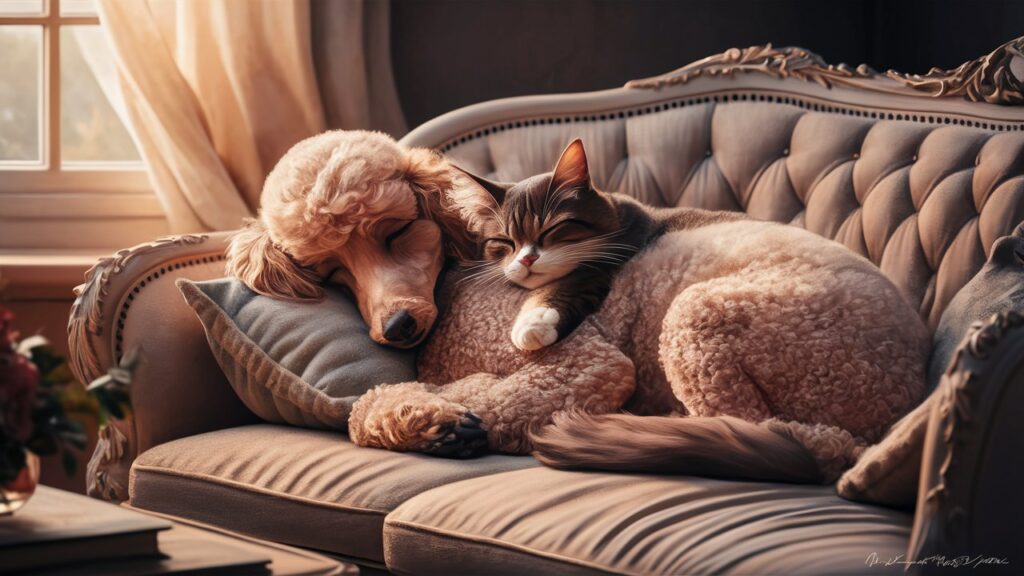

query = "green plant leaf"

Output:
[[61, 449, 78, 477]]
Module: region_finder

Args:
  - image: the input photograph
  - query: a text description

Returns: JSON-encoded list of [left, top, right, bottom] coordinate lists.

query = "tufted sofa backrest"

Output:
[[402, 44, 1024, 331]]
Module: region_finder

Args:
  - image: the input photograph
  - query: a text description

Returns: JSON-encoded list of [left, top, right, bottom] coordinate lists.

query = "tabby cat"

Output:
[[457, 139, 743, 351]]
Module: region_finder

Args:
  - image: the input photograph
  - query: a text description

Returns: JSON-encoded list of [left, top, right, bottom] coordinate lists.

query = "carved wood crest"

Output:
[[628, 37, 1024, 106], [887, 36, 1024, 105], [626, 44, 878, 90]]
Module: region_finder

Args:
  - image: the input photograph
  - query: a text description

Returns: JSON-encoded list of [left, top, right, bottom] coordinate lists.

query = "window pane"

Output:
[[0, 26, 42, 164], [61, 26, 141, 165], [61, 0, 96, 17], [0, 0, 43, 16]]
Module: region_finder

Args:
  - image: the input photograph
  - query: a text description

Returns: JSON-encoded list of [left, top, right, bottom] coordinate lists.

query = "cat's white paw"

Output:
[[511, 307, 560, 351]]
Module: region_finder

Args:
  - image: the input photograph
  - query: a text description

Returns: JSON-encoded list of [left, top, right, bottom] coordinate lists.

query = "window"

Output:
[[0, 0, 166, 250]]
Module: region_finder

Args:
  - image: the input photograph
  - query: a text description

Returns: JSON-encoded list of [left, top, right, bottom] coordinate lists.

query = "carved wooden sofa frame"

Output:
[[69, 38, 1024, 570]]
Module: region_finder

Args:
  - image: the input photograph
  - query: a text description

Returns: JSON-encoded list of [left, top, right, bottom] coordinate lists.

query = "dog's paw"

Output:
[[512, 307, 560, 351], [422, 411, 489, 459], [350, 389, 489, 458]]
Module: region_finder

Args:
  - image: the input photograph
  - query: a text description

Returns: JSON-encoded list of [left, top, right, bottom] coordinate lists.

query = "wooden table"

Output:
[[5, 486, 355, 575], [122, 507, 358, 576]]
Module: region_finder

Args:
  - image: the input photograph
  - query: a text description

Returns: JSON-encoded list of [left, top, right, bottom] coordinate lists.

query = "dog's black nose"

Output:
[[383, 309, 418, 343]]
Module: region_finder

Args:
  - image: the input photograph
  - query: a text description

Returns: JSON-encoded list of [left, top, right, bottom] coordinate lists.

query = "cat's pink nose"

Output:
[[519, 254, 538, 267]]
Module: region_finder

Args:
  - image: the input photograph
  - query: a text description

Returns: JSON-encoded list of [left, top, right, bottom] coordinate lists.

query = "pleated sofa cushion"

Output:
[[384, 467, 913, 575], [129, 424, 539, 565]]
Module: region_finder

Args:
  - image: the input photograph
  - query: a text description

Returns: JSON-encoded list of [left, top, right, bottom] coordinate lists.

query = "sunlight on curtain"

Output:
[[96, 0, 328, 232], [62, 25, 141, 164]]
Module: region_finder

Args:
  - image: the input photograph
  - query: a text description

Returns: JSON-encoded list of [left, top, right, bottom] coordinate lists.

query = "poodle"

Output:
[[229, 131, 929, 482], [225, 130, 475, 348]]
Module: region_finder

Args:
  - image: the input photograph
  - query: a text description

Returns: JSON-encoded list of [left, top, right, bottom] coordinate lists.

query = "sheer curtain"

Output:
[[97, 0, 403, 233]]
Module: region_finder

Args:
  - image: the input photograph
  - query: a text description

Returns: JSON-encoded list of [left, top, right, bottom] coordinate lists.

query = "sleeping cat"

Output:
[[456, 139, 743, 351]]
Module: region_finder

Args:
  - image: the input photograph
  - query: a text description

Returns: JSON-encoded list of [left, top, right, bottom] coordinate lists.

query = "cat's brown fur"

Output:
[[459, 139, 744, 351]]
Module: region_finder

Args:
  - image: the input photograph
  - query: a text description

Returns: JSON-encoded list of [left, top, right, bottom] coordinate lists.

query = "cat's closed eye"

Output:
[[484, 237, 514, 259], [539, 220, 593, 245]]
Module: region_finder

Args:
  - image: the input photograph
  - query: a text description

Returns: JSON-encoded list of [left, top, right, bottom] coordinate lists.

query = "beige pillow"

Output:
[[836, 391, 935, 508]]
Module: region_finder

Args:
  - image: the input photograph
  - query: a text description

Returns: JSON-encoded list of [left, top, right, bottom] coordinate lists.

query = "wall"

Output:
[[389, 0, 1024, 128]]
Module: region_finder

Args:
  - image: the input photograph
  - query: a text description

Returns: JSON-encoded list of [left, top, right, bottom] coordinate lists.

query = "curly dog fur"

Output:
[[229, 131, 929, 483]]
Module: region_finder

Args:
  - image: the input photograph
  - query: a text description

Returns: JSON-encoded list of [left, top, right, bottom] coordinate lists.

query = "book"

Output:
[[0, 486, 171, 572], [28, 538, 272, 575]]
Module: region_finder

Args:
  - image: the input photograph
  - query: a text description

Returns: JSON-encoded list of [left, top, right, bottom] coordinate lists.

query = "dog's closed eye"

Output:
[[386, 220, 415, 247]]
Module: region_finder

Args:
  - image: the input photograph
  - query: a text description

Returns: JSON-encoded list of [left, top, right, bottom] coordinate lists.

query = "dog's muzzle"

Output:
[[383, 309, 420, 345]]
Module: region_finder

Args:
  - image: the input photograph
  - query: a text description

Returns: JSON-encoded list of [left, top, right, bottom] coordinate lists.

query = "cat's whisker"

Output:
[[459, 264, 507, 287], [548, 247, 635, 262], [544, 251, 633, 268], [460, 262, 494, 273], [479, 270, 511, 291], [471, 267, 507, 283]]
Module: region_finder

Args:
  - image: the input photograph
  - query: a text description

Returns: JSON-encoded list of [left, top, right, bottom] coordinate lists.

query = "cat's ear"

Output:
[[550, 139, 591, 195], [451, 165, 509, 204], [448, 165, 512, 232]]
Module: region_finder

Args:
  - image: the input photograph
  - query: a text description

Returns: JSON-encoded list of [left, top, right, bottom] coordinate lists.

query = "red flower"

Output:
[[0, 308, 39, 443]]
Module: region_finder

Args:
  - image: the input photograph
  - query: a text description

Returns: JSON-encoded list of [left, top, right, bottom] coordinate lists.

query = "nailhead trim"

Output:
[[114, 254, 227, 360], [438, 91, 1023, 153]]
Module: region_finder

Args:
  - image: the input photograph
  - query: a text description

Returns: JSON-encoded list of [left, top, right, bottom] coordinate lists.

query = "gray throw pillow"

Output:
[[177, 278, 416, 430], [927, 232, 1024, 393]]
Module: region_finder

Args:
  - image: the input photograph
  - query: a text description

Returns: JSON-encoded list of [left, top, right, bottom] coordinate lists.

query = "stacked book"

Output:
[[0, 487, 271, 574]]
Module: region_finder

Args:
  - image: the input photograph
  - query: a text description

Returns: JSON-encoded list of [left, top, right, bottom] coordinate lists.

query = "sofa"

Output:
[[69, 40, 1024, 574]]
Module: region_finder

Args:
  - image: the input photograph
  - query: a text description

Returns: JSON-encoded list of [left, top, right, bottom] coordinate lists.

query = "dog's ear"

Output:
[[226, 219, 324, 300], [404, 147, 481, 262]]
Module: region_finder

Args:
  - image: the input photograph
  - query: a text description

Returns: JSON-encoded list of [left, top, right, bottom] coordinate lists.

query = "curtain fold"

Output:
[[97, 0, 401, 233], [311, 0, 407, 137]]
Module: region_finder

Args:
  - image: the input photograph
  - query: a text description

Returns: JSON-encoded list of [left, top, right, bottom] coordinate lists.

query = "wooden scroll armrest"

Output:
[[69, 233, 258, 501], [909, 311, 1024, 573]]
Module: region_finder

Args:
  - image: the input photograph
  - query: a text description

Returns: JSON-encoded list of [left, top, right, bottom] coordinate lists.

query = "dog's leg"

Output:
[[437, 323, 636, 454], [349, 382, 488, 458], [659, 280, 776, 422], [659, 269, 925, 440], [350, 323, 635, 457]]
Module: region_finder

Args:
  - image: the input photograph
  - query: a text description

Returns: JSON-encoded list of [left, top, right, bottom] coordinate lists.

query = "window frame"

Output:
[[0, 0, 163, 247]]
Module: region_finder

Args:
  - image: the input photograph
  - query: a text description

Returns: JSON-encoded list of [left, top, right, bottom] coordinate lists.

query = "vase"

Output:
[[0, 452, 40, 515]]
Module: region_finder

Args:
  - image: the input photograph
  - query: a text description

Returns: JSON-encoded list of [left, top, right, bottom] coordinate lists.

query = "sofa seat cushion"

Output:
[[384, 467, 912, 575], [129, 424, 538, 564]]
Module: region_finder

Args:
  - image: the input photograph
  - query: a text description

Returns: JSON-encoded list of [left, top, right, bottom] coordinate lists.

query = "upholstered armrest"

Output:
[[909, 311, 1024, 571], [68, 233, 259, 501]]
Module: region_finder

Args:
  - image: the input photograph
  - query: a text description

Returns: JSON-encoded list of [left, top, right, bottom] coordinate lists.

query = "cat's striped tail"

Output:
[[530, 412, 864, 483]]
